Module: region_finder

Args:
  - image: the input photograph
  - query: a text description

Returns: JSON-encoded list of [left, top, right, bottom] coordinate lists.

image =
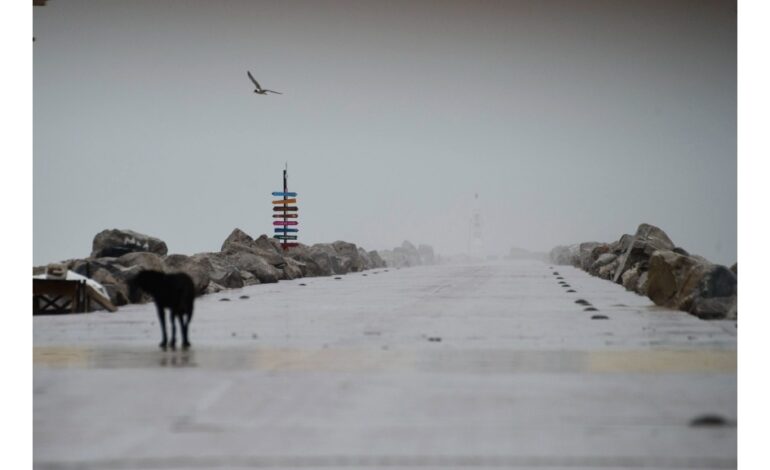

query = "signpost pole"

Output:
[[283, 164, 288, 250]]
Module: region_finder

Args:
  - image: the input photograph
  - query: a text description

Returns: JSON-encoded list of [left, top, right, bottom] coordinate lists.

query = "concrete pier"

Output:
[[34, 260, 737, 469]]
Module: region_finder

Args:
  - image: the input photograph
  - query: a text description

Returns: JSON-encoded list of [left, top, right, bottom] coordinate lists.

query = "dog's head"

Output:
[[128, 270, 164, 302]]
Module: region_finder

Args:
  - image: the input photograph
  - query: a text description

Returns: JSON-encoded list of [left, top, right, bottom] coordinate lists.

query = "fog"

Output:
[[34, 0, 736, 266]]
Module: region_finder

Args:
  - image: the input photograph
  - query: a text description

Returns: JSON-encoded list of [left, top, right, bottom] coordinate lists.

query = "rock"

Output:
[[726, 296, 737, 320], [115, 252, 167, 273], [379, 241, 424, 268], [163, 254, 210, 294], [692, 264, 737, 299], [597, 258, 619, 280], [398, 241, 422, 267], [636, 271, 649, 296], [91, 229, 168, 258], [192, 252, 244, 289], [690, 295, 737, 320], [310, 243, 346, 274], [357, 248, 374, 270], [646, 249, 728, 311], [239, 270, 260, 286], [549, 244, 579, 266], [418, 244, 436, 264], [332, 241, 365, 272], [612, 223, 675, 284], [224, 251, 280, 284], [305, 246, 335, 276], [590, 253, 617, 276], [368, 251, 386, 268], [621, 265, 641, 292], [580, 243, 608, 271], [281, 257, 305, 280], [221, 229, 285, 267], [221, 228, 256, 251], [608, 234, 634, 255], [284, 243, 328, 277], [679, 264, 737, 317], [205, 281, 226, 295], [254, 234, 284, 255]]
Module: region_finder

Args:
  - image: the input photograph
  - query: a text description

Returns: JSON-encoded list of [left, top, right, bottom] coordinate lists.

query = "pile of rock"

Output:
[[549, 223, 737, 320], [33, 228, 388, 309], [378, 241, 437, 268]]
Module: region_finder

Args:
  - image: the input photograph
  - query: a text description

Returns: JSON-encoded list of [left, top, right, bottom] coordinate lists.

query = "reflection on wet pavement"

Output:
[[33, 346, 736, 374]]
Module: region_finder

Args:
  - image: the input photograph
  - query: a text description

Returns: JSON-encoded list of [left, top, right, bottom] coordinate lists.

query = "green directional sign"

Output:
[[273, 235, 298, 240]]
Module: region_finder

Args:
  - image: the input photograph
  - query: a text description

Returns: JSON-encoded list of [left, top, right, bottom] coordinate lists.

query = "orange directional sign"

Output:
[[272, 198, 297, 205]]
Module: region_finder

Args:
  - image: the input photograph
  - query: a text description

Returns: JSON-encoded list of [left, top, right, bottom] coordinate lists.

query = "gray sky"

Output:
[[33, 0, 736, 266]]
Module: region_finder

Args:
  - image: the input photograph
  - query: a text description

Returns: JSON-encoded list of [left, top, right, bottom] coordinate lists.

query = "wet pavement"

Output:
[[34, 260, 737, 469]]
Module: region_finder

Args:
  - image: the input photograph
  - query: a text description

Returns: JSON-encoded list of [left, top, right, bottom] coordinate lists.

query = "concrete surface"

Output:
[[33, 260, 737, 469]]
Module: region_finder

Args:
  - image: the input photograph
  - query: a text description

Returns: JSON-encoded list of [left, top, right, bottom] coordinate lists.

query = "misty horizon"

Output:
[[34, 0, 736, 266]]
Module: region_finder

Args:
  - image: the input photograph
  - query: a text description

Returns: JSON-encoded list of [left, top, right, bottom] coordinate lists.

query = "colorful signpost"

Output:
[[272, 166, 299, 249]]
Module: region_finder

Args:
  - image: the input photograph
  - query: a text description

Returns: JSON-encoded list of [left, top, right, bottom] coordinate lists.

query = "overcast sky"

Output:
[[33, 0, 736, 266]]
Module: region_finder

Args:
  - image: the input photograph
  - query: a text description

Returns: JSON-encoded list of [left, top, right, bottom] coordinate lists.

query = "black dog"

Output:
[[129, 270, 195, 350]]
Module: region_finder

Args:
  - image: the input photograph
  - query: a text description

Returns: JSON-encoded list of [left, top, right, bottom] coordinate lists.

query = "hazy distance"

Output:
[[34, 0, 736, 265]]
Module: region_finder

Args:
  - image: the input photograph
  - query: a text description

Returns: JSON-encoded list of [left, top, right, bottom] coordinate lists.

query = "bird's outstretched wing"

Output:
[[263, 89, 283, 95], [247, 71, 261, 89]]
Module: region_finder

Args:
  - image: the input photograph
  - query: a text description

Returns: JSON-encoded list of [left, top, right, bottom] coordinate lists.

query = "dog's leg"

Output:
[[181, 312, 191, 349], [156, 304, 168, 350], [169, 312, 177, 350]]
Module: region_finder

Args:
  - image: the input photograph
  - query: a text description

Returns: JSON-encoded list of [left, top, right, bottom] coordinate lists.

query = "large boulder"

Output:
[[381, 241, 423, 268], [163, 254, 210, 294], [646, 250, 736, 318], [608, 234, 634, 256], [303, 245, 336, 276], [368, 250, 386, 268], [221, 229, 285, 267], [612, 223, 675, 284], [549, 244, 579, 266], [281, 257, 305, 280], [399, 241, 422, 266], [680, 264, 737, 318], [332, 241, 365, 272], [690, 295, 737, 320], [357, 248, 374, 270], [255, 234, 284, 255], [191, 252, 245, 289], [224, 251, 281, 284], [579, 242, 607, 271], [115, 252, 167, 273], [284, 243, 329, 277], [91, 229, 168, 258], [646, 250, 706, 307]]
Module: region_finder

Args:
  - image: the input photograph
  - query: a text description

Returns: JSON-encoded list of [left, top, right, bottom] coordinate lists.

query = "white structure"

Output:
[[468, 192, 484, 258]]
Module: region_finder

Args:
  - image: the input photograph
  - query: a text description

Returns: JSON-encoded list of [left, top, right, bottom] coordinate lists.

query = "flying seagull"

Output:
[[247, 71, 282, 95]]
